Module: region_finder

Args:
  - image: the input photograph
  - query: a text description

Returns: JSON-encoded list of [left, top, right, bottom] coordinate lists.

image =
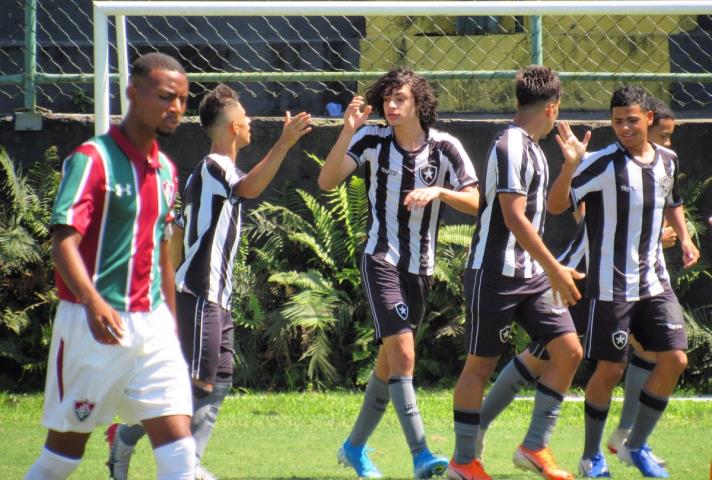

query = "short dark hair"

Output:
[[199, 84, 241, 131], [515, 65, 561, 107], [610, 85, 648, 112], [646, 96, 675, 126], [365, 68, 438, 129], [130, 52, 185, 79]]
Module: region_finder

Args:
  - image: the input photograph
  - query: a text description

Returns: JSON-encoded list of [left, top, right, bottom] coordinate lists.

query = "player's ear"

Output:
[[126, 83, 136, 103], [645, 109, 654, 126]]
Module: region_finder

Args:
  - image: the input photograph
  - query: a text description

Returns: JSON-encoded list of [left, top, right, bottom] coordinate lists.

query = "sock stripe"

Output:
[[388, 376, 413, 384], [640, 389, 668, 411], [584, 401, 610, 421], [630, 353, 656, 371], [513, 356, 536, 382], [453, 409, 480, 425], [536, 382, 564, 402]]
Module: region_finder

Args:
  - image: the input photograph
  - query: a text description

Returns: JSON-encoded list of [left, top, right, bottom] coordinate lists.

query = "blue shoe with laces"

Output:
[[413, 448, 448, 479], [578, 452, 611, 477], [618, 442, 669, 478], [337, 440, 382, 478]]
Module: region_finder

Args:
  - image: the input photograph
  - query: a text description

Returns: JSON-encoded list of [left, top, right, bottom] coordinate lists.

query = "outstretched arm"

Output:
[[318, 96, 372, 190], [500, 193, 584, 306], [403, 185, 479, 215], [237, 111, 313, 199], [548, 121, 591, 214]]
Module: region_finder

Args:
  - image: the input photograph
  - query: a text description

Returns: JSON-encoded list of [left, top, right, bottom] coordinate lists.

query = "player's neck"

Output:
[[512, 112, 545, 143], [625, 140, 654, 163], [119, 119, 156, 157], [209, 139, 238, 163], [392, 121, 426, 151]]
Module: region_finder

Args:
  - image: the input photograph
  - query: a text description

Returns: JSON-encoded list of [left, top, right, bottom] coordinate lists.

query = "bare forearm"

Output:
[[52, 231, 101, 305], [319, 127, 355, 190], [547, 164, 576, 214], [664, 206, 692, 244], [438, 187, 479, 215], [236, 140, 291, 199], [160, 240, 176, 318]]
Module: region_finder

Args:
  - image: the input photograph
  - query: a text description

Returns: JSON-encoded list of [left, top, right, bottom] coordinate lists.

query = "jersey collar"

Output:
[[109, 125, 161, 169]]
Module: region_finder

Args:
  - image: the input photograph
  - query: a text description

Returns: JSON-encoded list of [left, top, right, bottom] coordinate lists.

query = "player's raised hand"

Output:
[[343, 96, 372, 133], [279, 111, 312, 148], [404, 187, 442, 211], [85, 294, 123, 345], [556, 121, 591, 168]]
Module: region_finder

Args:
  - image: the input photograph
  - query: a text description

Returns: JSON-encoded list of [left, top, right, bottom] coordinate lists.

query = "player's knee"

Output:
[[595, 361, 626, 387], [658, 350, 687, 376], [154, 436, 195, 480], [463, 355, 498, 382]]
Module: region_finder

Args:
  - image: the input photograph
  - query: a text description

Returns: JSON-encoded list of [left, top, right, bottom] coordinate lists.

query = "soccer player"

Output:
[[605, 96, 677, 464], [24, 53, 195, 480], [106, 84, 312, 480], [548, 86, 699, 478], [319, 68, 479, 479], [448, 65, 584, 480]]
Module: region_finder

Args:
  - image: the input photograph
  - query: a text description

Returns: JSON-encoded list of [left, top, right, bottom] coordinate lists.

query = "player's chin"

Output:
[[156, 125, 179, 137]]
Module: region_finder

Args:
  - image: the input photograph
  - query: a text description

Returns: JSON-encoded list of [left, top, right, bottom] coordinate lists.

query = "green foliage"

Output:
[[0, 147, 60, 390]]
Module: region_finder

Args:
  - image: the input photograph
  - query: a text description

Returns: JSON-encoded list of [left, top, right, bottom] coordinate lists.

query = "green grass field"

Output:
[[2, 391, 710, 479]]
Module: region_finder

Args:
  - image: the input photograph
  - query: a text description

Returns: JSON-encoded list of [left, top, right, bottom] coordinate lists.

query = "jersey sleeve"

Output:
[[666, 154, 683, 208], [443, 136, 478, 191], [346, 125, 376, 168], [495, 130, 528, 195], [570, 153, 604, 207], [50, 147, 105, 237], [205, 157, 247, 204]]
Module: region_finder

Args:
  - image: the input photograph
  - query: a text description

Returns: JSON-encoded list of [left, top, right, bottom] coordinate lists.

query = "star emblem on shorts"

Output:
[[612, 330, 628, 350], [394, 302, 409, 320]]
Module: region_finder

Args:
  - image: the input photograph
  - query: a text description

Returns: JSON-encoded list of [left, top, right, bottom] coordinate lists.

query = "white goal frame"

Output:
[[93, 0, 712, 134]]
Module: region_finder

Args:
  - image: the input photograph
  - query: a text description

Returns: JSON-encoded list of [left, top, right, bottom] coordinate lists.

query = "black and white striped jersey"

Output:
[[467, 125, 549, 278], [347, 125, 478, 275], [557, 219, 587, 271], [570, 142, 682, 302], [175, 153, 247, 309]]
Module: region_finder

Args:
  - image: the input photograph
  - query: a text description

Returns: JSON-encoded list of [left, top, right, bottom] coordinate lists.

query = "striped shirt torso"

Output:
[[570, 142, 681, 302], [348, 125, 478, 275], [50, 126, 178, 312], [467, 124, 549, 278], [557, 219, 587, 271], [175, 153, 246, 309]]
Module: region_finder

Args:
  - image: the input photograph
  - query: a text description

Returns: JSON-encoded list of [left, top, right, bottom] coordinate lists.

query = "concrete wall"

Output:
[[3, 113, 712, 303]]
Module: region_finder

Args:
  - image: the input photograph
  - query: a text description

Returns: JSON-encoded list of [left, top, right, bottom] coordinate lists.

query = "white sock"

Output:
[[25, 447, 80, 480], [154, 437, 196, 480]]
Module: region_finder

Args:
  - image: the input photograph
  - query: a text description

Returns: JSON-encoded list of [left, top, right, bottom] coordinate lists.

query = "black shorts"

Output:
[[464, 269, 576, 357], [176, 290, 235, 384], [528, 278, 589, 360], [361, 254, 431, 342], [583, 289, 688, 363]]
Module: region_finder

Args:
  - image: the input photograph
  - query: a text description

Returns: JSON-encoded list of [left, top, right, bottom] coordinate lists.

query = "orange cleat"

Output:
[[446, 458, 492, 480], [513, 445, 574, 480]]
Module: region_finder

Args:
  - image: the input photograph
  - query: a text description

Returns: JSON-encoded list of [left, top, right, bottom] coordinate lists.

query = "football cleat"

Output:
[[513, 445, 574, 480], [105, 423, 135, 480], [337, 440, 383, 478], [617, 442, 669, 478], [578, 453, 611, 478], [446, 458, 492, 480], [413, 448, 449, 479]]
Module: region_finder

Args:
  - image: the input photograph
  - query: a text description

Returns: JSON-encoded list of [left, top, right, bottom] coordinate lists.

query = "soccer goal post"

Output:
[[93, 0, 712, 135]]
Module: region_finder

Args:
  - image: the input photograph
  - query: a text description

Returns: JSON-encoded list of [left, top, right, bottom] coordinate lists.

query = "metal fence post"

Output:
[[531, 15, 543, 65], [16, 0, 42, 130]]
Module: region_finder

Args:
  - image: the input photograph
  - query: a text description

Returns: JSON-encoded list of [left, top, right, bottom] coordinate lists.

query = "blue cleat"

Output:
[[578, 453, 611, 478], [337, 440, 383, 478], [413, 448, 449, 479], [618, 442, 669, 478]]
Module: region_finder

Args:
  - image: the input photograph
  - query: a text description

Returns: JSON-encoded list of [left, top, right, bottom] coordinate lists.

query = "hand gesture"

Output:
[[84, 294, 124, 345], [661, 225, 677, 249], [547, 264, 585, 307], [555, 121, 591, 169], [681, 239, 700, 269], [343, 96, 372, 133], [279, 111, 312, 148], [403, 187, 442, 211]]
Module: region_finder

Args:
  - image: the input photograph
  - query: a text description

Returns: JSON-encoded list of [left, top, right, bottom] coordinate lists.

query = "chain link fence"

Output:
[[3, 1, 712, 116]]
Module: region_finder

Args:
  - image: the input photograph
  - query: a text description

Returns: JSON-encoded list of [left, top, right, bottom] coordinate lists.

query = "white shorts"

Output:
[[42, 300, 192, 433]]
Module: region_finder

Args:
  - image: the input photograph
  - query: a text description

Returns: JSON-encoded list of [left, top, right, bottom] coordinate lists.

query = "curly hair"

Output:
[[610, 85, 648, 112], [199, 83, 241, 131], [515, 65, 561, 107], [365, 68, 438, 129]]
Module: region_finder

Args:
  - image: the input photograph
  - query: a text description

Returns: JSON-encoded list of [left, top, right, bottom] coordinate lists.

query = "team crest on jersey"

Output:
[[659, 175, 673, 199], [73, 399, 95, 422], [162, 180, 176, 206], [499, 325, 512, 343], [418, 163, 439, 186], [394, 302, 409, 320], [611, 330, 628, 350]]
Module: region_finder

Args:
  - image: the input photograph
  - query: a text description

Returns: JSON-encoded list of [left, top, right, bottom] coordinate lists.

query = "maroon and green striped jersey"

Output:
[[50, 126, 178, 312]]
